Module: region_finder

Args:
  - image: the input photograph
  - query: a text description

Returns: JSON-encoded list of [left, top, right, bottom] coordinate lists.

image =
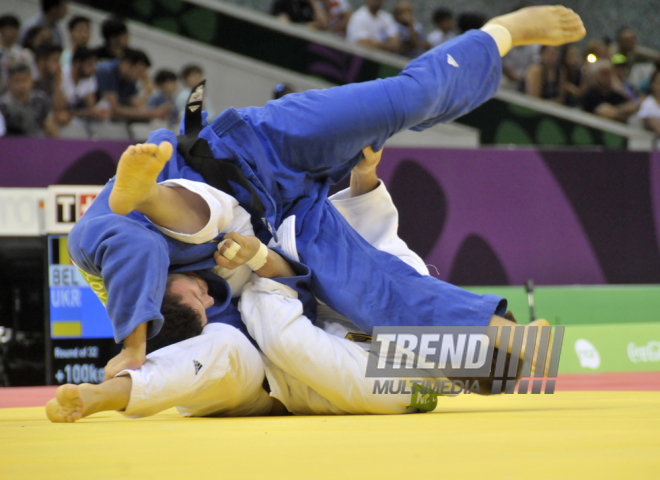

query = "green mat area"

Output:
[[466, 286, 660, 326]]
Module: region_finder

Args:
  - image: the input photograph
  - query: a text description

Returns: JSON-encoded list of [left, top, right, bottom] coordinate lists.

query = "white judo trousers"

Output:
[[119, 182, 442, 417]]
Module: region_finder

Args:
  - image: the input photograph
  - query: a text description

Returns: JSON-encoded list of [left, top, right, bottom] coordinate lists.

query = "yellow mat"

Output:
[[2, 392, 659, 480]]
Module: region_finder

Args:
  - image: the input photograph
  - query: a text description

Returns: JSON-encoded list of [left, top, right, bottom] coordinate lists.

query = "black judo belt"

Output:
[[175, 80, 265, 216]]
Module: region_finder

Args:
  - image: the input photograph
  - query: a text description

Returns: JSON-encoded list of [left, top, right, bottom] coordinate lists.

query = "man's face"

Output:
[[366, 0, 383, 12], [70, 22, 90, 47], [168, 274, 214, 327], [53, 1, 68, 21], [185, 71, 203, 88], [8, 71, 32, 101], [160, 79, 178, 96], [594, 66, 613, 91], [0, 26, 19, 46], [75, 57, 96, 78], [120, 61, 146, 83], [44, 52, 62, 77], [618, 29, 636, 53]]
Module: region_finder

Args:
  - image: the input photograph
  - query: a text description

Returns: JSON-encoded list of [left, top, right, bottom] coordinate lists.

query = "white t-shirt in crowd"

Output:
[[346, 5, 398, 44], [428, 29, 455, 48], [61, 66, 98, 110], [637, 95, 660, 120]]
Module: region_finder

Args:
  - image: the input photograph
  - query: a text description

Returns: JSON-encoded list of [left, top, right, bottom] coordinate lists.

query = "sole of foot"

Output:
[[109, 141, 173, 216], [487, 5, 586, 47]]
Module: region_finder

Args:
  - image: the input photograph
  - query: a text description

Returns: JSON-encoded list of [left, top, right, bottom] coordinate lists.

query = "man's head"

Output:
[[617, 27, 636, 55], [180, 64, 204, 89], [118, 48, 151, 83], [72, 46, 96, 79], [365, 0, 384, 14], [393, 1, 413, 27], [0, 15, 20, 47], [67, 15, 91, 49], [539, 45, 559, 66], [592, 60, 614, 92], [23, 25, 52, 52], [432, 8, 453, 33], [145, 273, 213, 354], [101, 17, 129, 53], [35, 44, 62, 79], [154, 69, 178, 95], [7, 63, 33, 102], [41, 0, 68, 22]]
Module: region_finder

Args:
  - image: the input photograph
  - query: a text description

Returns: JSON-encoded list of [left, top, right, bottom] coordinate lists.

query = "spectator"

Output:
[[392, 1, 429, 58], [523, 45, 564, 103], [346, 0, 399, 54], [95, 48, 166, 122], [61, 16, 91, 68], [0, 63, 57, 136], [561, 44, 585, 107], [61, 47, 107, 121], [95, 17, 129, 62], [611, 54, 639, 103], [147, 69, 178, 127], [637, 69, 660, 138], [273, 83, 295, 99], [271, 0, 328, 30], [428, 8, 454, 48], [501, 3, 538, 86], [33, 44, 69, 125], [581, 60, 639, 122], [321, 0, 352, 36], [611, 27, 660, 67], [175, 64, 216, 120], [19, 0, 68, 48], [0, 15, 34, 88], [456, 12, 486, 34], [585, 38, 610, 63], [22, 25, 52, 54]]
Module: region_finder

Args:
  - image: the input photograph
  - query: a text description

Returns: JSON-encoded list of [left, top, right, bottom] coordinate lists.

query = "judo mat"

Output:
[[1, 373, 659, 480]]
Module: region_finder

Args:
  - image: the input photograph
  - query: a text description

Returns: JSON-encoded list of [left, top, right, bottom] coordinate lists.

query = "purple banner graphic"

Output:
[[0, 138, 130, 188], [377, 148, 660, 286]]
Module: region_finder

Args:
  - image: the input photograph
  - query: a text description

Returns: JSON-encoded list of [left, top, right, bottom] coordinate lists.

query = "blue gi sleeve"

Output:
[[238, 31, 501, 183], [68, 181, 169, 343]]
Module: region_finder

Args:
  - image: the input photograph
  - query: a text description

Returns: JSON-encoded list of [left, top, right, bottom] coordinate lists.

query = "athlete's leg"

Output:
[[46, 324, 272, 422], [237, 6, 584, 186]]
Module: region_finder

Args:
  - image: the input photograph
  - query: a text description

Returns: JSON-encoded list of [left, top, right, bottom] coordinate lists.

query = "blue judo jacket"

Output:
[[69, 31, 506, 343]]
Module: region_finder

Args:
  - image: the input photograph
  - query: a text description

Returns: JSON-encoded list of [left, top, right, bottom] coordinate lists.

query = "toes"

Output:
[[145, 144, 158, 154], [126, 146, 136, 156], [156, 141, 174, 164]]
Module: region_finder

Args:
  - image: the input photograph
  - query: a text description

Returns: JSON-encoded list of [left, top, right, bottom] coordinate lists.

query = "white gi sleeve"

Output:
[[329, 182, 430, 276], [118, 323, 272, 418], [149, 178, 254, 244], [239, 276, 423, 415]]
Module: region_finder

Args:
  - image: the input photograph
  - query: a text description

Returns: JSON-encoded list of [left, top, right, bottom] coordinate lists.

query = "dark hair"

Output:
[[41, 0, 65, 14], [273, 83, 294, 99], [145, 290, 203, 354], [457, 12, 486, 34], [72, 46, 96, 63], [68, 15, 90, 32], [7, 62, 32, 78], [34, 43, 62, 62], [121, 48, 151, 67], [432, 8, 452, 24], [180, 64, 203, 80], [0, 15, 20, 30], [101, 17, 128, 42], [154, 69, 177, 86], [22, 25, 49, 51]]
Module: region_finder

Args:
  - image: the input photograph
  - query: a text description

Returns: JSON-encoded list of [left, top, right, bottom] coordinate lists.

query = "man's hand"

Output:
[[103, 323, 147, 381], [214, 232, 262, 270], [350, 146, 382, 197]]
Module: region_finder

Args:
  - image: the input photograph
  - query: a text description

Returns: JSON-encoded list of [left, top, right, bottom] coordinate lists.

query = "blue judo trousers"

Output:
[[69, 31, 507, 344]]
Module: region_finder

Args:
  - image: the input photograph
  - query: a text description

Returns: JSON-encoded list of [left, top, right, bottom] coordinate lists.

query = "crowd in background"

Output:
[[0, 0, 214, 138], [2, 0, 660, 140]]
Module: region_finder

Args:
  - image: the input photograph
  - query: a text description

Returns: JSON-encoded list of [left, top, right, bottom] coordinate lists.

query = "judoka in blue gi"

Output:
[[65, 7, 586, 381]]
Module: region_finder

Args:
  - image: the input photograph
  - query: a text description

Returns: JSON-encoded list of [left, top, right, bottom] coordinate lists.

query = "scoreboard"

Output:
[[45, 186, 119, 385]]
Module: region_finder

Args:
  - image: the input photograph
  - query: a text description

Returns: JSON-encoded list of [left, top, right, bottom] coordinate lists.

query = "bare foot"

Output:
[[46, 384, 88, 423], [350, 146, 382, 197], [487, 6, 586, 47], [109, 142, 173, 216]]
